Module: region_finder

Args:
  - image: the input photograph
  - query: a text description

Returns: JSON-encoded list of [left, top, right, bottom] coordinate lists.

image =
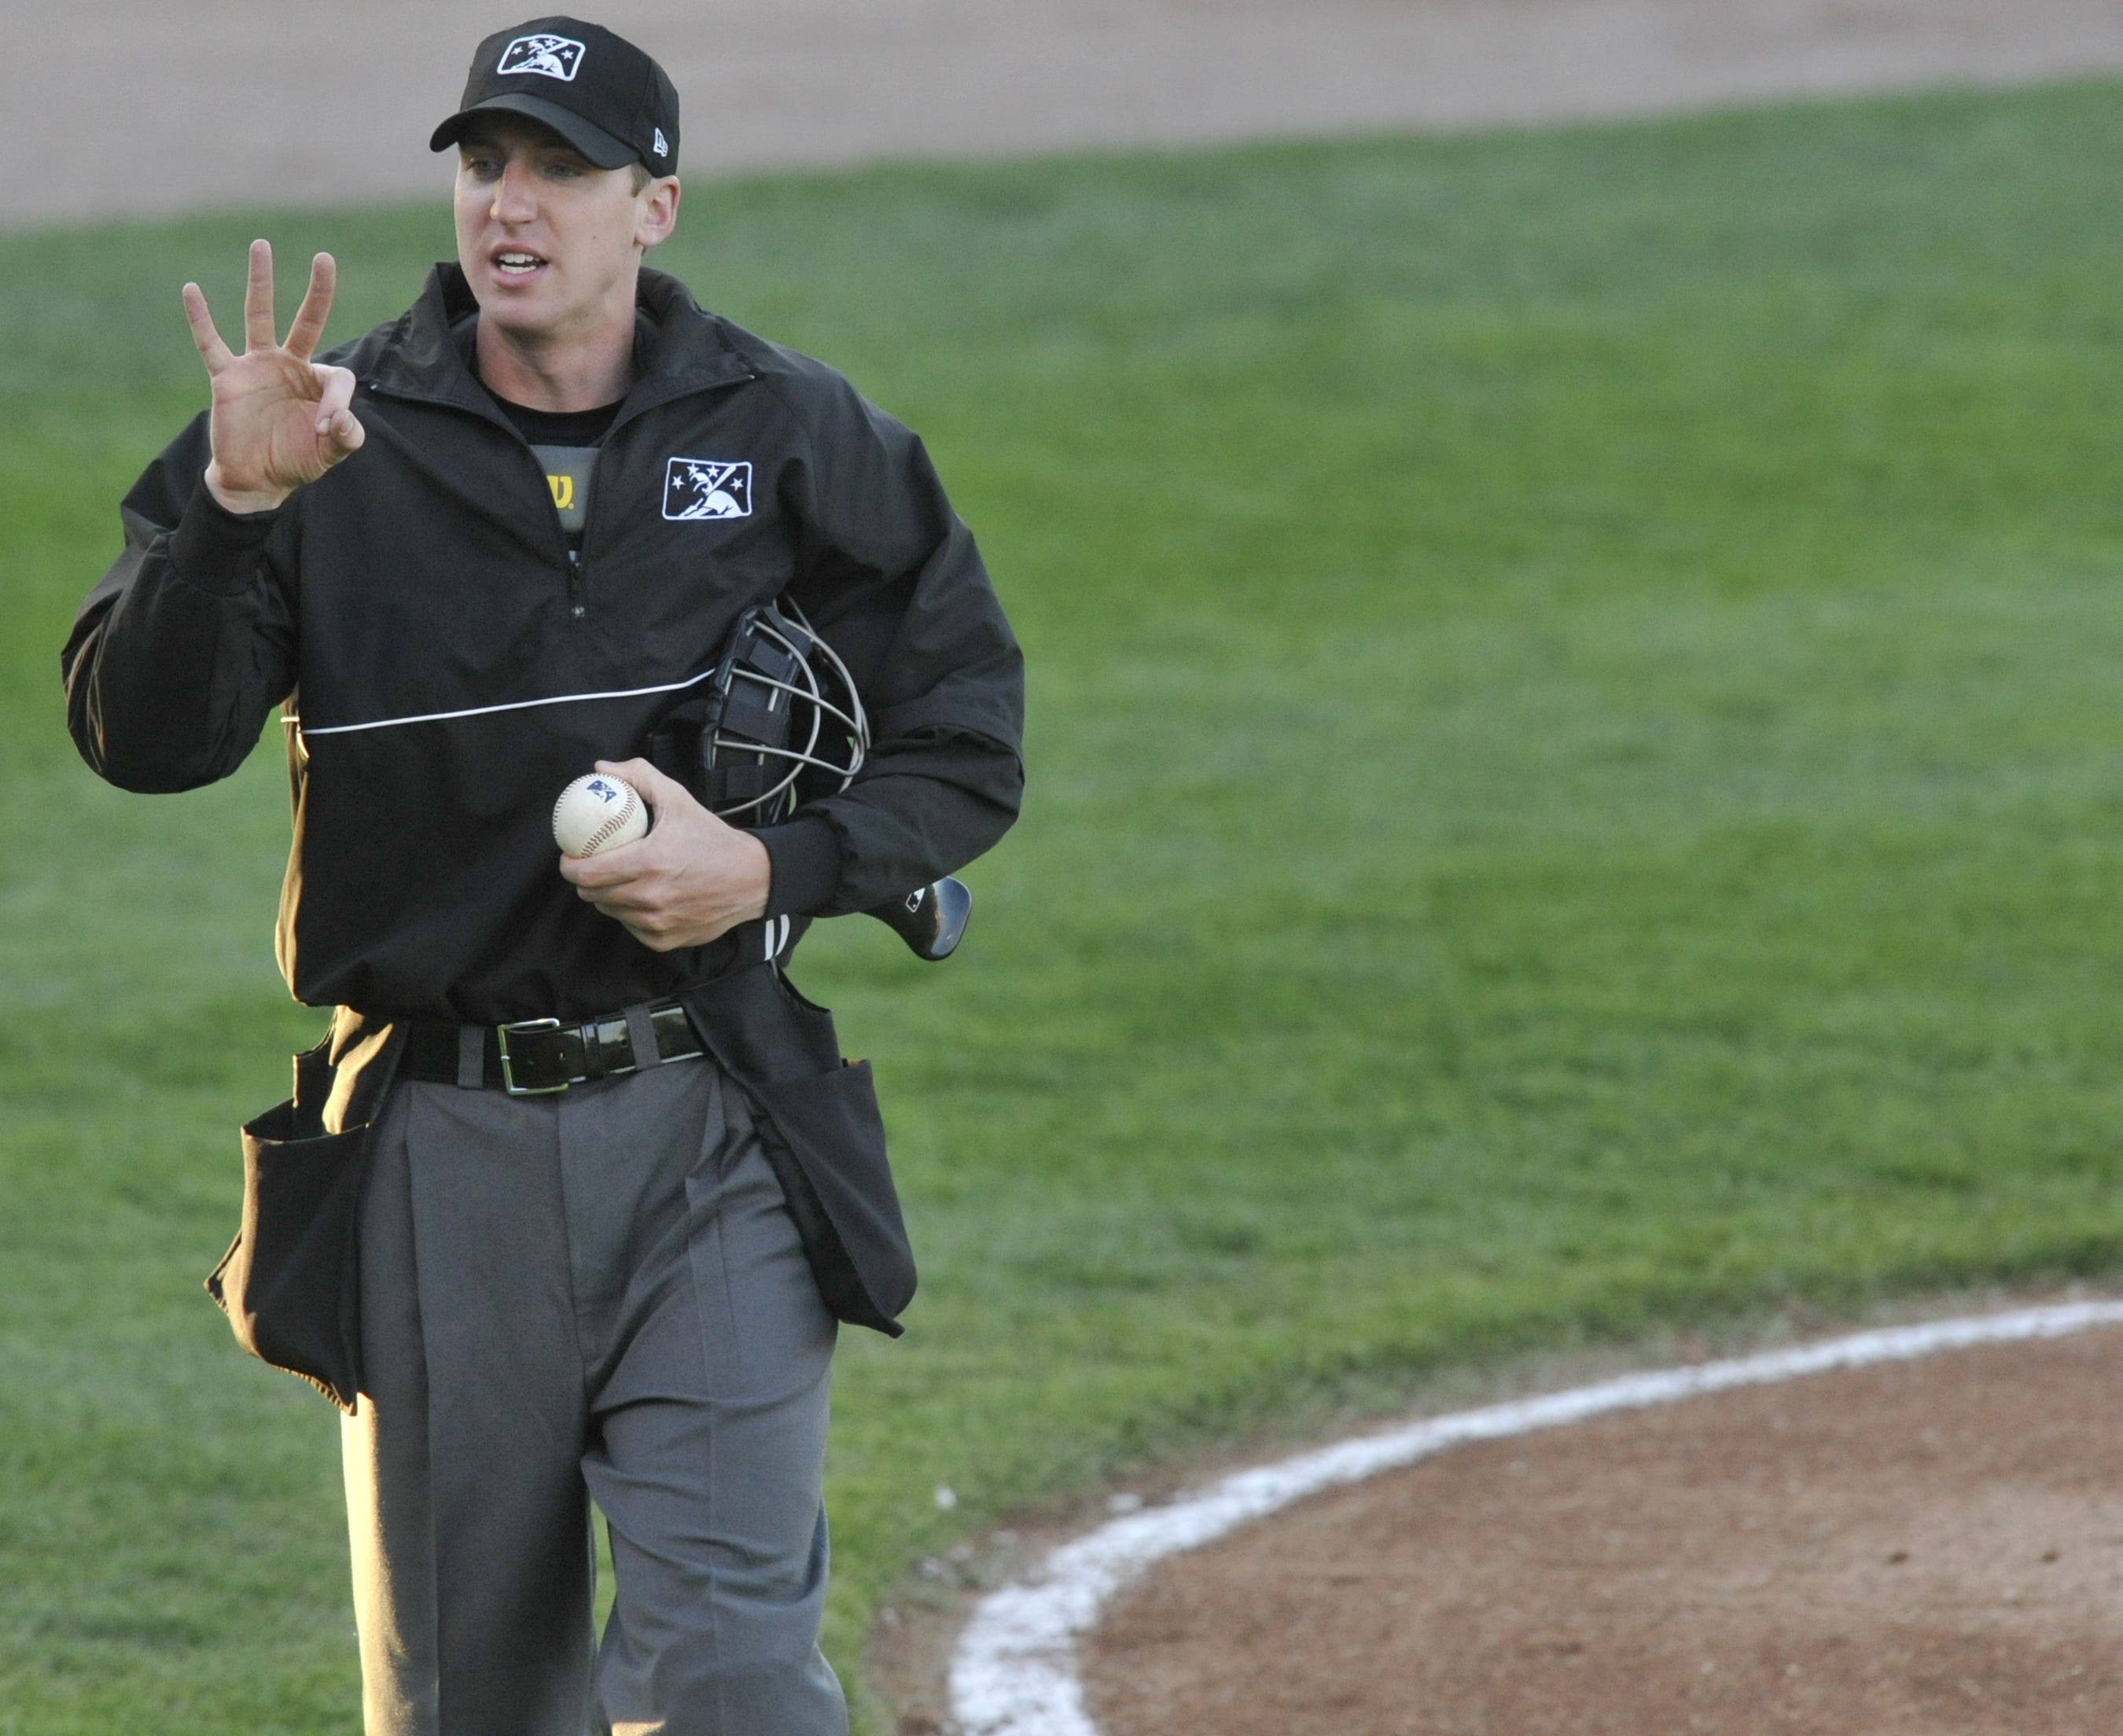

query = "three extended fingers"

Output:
[[182, 239, 340, 373]]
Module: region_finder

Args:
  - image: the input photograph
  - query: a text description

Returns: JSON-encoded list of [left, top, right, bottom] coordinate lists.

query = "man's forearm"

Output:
[[62, 484, 294, 793], [782, 729, 1025, 918]]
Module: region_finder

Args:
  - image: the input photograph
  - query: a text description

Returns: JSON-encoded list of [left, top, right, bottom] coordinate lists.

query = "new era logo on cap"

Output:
[[498, 32, 585, 80]]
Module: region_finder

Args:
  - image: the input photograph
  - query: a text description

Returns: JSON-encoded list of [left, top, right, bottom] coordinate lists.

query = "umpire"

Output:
[[60, 17, 1023, 1735]]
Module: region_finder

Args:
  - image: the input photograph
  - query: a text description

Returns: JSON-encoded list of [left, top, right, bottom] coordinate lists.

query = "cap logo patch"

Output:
[[663, 458, 752, 521], [653, 127, 669, 158], [497, 33, 586, 80]]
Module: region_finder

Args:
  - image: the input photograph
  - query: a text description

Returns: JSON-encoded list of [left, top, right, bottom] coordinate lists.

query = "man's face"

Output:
[[453, 118, 676, 345]]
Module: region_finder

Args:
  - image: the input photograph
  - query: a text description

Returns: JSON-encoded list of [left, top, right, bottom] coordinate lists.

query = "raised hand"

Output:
[[183, 239, 364, 514]]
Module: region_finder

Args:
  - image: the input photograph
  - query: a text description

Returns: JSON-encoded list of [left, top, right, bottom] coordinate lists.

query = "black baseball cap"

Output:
[[430, 17, 679, 175]]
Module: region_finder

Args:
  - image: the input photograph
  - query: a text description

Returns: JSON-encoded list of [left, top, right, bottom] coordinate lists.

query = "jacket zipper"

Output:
[[565, 546, 587, 621], [521, 429, 594, 623]]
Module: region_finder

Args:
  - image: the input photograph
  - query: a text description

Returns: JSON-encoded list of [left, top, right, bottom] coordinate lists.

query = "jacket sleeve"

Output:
[[756, 375, 1025, 918], [60, 413, 300, 793]]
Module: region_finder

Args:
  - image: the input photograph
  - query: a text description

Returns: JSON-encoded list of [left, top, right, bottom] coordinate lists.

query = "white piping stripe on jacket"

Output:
[[295, 666, 722, 737]]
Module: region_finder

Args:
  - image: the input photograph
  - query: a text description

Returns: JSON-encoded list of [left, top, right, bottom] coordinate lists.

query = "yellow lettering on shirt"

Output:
[[548, 474, 575, 511]]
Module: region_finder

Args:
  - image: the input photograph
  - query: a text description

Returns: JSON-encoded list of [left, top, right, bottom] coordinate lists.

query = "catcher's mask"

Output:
[[646, 599, 869, 822]]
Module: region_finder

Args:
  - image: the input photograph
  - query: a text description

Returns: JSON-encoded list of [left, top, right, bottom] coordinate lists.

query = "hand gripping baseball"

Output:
[[558, 760, 773, 951], [183, 239, 364, 514]]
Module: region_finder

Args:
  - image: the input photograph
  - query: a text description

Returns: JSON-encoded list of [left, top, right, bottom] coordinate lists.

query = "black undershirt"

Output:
[[489, 395, 624, 447]]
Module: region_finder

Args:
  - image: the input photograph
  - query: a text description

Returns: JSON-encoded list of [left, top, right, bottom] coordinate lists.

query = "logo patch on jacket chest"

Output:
[[662, 458, 752, 521]]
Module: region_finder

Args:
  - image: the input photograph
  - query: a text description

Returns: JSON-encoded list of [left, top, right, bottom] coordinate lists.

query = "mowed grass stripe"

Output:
[[6, 83, 2123, 1732]]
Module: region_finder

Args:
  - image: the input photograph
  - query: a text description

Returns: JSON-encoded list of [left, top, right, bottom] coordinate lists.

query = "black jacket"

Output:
[[61, 264, 1025, 1401], [62, 263, 1024, 1025]]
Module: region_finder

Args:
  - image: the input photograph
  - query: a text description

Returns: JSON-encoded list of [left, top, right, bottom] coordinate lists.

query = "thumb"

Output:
[[596, 757, 696, 818], [314, 366, 365, 454]]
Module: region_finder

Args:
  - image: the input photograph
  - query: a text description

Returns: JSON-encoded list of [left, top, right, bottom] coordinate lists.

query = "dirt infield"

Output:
[[1082, 1326, 2123, 1735], [9, 0, 2123, 227]]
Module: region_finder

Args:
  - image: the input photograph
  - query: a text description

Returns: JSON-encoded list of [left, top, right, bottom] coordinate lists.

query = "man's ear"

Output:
[[637, 178, 680, 251]]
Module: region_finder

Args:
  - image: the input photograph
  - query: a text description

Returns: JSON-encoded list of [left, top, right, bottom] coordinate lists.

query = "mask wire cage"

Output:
[[652, 599, 869, 823]]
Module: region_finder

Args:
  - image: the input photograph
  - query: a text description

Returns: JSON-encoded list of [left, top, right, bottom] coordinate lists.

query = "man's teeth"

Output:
[[497, 254, 544, 273]]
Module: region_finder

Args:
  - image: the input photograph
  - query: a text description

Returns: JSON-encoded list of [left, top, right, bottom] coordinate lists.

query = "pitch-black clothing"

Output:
[[490, 394, 624, 447], [61, 263, 1025, 1027]]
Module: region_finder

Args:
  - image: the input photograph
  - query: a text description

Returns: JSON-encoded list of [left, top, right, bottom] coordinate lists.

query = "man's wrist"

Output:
[[756, 816, 841, 918], [169, 479, 283, 597], [204, 460, 292, 517], [735, 830, 774, 925]]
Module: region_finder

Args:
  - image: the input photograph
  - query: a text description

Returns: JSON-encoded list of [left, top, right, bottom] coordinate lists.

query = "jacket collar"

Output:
[[366, 262, 756, 414]]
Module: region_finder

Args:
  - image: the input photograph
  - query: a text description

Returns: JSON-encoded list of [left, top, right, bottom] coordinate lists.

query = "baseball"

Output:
[[552, 772, 649, 857]]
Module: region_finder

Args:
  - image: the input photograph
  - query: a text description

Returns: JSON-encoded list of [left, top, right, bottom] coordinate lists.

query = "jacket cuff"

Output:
[[167, 480, 281, 597], [756, 815, 843, 918]]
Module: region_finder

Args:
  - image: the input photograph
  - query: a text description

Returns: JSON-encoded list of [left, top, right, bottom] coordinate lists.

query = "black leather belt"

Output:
[[399, 1001, 705, 1096]]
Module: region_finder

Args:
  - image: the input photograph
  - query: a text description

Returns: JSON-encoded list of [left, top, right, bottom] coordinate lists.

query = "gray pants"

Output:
[[340, 1054, 847, 1736]]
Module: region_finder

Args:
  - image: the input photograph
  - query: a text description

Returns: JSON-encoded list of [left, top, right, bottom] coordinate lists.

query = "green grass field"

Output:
[[9, 80, 2123, 1732]]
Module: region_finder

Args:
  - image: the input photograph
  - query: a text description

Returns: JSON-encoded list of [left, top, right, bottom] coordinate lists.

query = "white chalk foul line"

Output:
[[947, 1300, 2123, 1736]]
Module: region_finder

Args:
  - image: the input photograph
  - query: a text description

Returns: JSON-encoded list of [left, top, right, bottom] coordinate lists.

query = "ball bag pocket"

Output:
[[206, 1025, 401, 1412]]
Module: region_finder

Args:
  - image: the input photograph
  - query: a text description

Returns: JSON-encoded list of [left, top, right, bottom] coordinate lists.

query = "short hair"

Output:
[[629, 163, 652, 195]]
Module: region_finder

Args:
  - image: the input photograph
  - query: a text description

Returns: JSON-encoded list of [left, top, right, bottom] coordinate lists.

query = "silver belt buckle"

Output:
[[496, 1017, 569, 1095]]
